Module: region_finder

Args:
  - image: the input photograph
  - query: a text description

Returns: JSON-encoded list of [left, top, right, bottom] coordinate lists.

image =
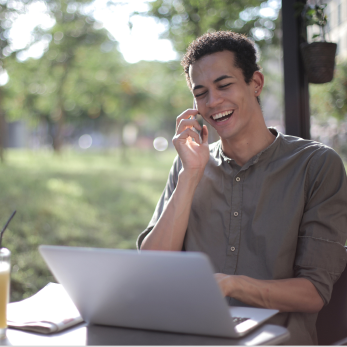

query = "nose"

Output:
[[206, 90, 223, 108]]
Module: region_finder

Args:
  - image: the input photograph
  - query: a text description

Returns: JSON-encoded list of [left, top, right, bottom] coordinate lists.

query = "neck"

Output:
[[221, 120, 276, 167]]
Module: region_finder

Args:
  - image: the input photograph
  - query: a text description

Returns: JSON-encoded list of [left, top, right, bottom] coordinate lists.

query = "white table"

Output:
[[1, 323, 290, 346]]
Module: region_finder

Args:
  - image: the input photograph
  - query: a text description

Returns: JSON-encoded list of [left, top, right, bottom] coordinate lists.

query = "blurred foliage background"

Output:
[[0, 0, 346, 301], [3, 148, 176, 301]]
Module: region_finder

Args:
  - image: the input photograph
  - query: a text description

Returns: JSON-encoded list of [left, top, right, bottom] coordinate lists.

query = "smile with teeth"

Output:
[[211, 110, 234, 122]]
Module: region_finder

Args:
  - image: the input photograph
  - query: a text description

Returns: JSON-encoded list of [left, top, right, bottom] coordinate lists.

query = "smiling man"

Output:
[[137, 31, 347, 344]]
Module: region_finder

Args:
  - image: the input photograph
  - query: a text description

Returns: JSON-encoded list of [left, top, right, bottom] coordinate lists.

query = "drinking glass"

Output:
[[0, 248, 10, 339]]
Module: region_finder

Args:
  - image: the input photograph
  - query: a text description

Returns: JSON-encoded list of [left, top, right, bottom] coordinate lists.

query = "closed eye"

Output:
[[195, 91, 207, 98], [194, 82, 232, 97]]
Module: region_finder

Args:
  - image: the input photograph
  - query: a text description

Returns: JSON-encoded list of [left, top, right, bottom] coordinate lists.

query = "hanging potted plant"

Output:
[[295, 3, 337, 84]]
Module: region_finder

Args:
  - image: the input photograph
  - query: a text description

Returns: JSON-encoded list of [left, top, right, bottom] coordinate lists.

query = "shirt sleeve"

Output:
[[136, 155, 182, 250], [294, 146, 347, 305]]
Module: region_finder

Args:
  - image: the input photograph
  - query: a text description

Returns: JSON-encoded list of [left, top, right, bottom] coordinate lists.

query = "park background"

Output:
[[0, 0, 346, 301]]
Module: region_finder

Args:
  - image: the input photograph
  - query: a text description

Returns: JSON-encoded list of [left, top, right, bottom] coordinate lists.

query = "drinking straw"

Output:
[[0, 210, 16, 249]]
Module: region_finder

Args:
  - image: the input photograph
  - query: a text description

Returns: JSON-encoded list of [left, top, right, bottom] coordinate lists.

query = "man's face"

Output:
[[189, 50, 261, 141]]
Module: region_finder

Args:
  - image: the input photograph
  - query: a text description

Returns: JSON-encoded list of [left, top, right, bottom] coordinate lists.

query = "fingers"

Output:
[[176, 109, 199, 130], [176, 118, 202, 135], [174, 109, 207, 147], [201, 125, 209, 144], [173, 128, 201, 145]]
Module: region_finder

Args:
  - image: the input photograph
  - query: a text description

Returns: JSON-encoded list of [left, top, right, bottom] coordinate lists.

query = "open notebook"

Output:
[[7, 282, 83, 334]]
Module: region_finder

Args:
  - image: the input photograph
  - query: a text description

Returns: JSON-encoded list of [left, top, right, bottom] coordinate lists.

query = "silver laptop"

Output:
[[39, 245, 278, 338]]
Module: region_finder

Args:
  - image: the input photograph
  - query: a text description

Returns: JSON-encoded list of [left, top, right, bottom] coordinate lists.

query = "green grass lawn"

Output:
[[0, 148, 177, 301]]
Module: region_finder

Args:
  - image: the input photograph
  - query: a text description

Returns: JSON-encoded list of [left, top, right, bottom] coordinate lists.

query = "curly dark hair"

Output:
[[181, 31, 260, 89]]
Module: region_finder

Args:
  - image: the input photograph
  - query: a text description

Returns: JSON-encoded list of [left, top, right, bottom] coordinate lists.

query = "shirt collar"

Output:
[[211, 140, 223, 166], [215, 127, 280, 169]]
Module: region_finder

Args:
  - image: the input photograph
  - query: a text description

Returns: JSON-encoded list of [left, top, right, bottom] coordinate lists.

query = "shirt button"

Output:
[[236, 177, 240, 182], [234, 212, 239, 217], [231, 246, 235, 251]]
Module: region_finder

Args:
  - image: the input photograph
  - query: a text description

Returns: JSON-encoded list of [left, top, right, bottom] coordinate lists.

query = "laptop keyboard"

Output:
[[232, 317, 250, 325]]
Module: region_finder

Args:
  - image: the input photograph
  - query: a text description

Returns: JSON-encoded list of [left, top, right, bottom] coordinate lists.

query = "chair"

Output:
[[316, 247, 347, 345]]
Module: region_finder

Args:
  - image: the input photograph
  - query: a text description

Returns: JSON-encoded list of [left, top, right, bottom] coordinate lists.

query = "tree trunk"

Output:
[[0, 87, 6, 163], [0, 112, 5, 163], [52, 61, 70, 153], [52, 107, 65, 153], [120, 123, 129, 162]]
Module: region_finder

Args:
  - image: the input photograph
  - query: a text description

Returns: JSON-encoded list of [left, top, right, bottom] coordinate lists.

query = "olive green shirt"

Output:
[[137, 129, 347, 345]]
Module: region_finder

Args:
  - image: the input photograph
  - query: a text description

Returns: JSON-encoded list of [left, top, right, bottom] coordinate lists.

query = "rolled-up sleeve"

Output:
[[136, 156, 182, 249], [294, 147, 347, 304]]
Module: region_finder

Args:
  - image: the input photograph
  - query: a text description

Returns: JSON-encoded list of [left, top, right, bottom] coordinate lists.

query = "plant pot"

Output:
[[300, 42, 337, 84]]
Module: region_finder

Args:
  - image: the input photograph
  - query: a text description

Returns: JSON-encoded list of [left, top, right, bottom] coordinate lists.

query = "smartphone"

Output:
[[192, 99, 204, 142]]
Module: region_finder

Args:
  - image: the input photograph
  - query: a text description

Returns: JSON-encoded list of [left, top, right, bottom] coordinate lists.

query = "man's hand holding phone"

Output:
[[172, 107, 209, 181], [141, 108, 209, 251]]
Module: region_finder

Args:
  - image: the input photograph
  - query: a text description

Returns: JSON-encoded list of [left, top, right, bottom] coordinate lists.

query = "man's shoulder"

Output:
[[278, 133, 342, 165], [280, 132, 328, 151]]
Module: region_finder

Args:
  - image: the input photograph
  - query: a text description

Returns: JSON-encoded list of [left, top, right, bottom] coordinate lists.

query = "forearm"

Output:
[[140, 170, 200, 251], [141, 111, 209, 251], [218, 275, 324, 313]]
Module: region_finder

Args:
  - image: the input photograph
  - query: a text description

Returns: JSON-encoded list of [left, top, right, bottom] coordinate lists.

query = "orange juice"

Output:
[[0, 262, 10, 330]]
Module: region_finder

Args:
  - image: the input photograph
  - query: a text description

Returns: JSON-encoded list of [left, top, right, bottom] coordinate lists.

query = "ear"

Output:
[[252, 71, 264, 97]]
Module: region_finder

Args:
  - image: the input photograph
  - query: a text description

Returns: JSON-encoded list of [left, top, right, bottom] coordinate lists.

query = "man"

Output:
[[137, 31, 347, 344]]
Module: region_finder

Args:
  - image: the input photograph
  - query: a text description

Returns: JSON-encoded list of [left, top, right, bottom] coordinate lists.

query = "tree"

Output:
[[0, 0, 30, 161], [4, 27, 190, 151], [0, 0, 60, 159], [39, 1, 120, 151], [309, 63, 347, 156], [4, 0, 129, 152], [310, 63, 347, 122], [134, 0, 281, 54]]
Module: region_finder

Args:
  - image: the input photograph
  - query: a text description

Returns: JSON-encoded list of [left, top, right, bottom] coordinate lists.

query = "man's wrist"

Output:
[[178, 168, 204, 185], [226, 275, 242, 298]]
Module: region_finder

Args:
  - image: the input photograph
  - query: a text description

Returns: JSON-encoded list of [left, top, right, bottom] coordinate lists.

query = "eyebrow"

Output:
[[192, 75, 233, 91]]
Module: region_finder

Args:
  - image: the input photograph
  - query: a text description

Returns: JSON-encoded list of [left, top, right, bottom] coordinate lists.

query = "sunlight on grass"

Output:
[[0, 148, 176, 301]]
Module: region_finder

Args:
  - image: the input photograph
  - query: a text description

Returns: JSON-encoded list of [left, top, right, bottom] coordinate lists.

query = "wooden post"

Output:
[[282, 0, 311, 139]]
